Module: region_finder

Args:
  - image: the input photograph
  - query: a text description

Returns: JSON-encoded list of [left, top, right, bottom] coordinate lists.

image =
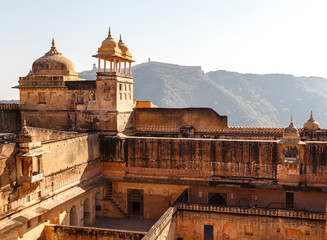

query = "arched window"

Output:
[[69, 205, 78, 226], [83, 199, 91, 225]]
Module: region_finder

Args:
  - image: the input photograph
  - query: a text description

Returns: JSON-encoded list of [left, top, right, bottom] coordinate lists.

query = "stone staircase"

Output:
[[104, 182, 127, 217]]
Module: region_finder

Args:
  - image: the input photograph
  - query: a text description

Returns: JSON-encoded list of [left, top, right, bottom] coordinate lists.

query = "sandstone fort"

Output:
[[0, 28, 326, 240]]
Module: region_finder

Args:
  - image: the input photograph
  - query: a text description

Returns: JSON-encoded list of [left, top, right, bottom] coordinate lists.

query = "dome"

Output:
[[281, 116, 301, 143], [285, 121, 298, 134], [99, 28, 121, 55], [303, 111, 320, 130], [30, 39, 77, 76], [118, 35, 132, 59]]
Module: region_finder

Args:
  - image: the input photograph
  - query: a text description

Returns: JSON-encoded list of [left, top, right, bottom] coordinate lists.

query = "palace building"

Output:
[[0, 28, 326, 240]]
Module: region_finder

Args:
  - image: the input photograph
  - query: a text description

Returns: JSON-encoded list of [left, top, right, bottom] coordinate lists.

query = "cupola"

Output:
[[303, 111, 320, 130]]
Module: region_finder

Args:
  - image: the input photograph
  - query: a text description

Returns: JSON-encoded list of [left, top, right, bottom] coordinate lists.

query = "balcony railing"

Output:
[[21, 172, 44, 183], [177, 203, 325, 221]]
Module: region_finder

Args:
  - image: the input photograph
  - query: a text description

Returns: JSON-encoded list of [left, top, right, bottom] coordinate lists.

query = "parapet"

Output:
[[0, 103, 19, 110], [133, 108, 228, 134]]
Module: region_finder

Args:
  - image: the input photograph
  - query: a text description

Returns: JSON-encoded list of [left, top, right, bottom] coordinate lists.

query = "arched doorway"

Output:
[[208, 193, 227, 206], [83, 199, 91, 225], [95, 192, 101, 217], [127, 189, 143, 216], [69, 205, 78, 226]]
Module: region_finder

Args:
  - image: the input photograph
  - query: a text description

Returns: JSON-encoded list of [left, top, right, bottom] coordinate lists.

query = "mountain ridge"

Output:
[[78, 61, 327, 128]]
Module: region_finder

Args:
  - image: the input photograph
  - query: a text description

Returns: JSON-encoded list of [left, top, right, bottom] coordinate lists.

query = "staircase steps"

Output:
[[104, 182, 127, 217]]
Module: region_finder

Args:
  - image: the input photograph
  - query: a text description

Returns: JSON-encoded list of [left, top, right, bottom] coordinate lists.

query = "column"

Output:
[[110, 61, 113, 72], [114, 59, 117, 72], [124, 62, 126, 74], [104, 60, 106, 73], [119, 60, 121, 73], [129, 62, 131, 75], [98, 58, 100, 72]]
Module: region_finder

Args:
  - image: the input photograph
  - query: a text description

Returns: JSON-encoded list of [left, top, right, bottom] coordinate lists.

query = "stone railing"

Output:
[[177, 203, 325, 221], [213, 127, 284, 135], [135, 125, 285, 135], [21, 172, 44, 183], [0, 103, 19, 110]]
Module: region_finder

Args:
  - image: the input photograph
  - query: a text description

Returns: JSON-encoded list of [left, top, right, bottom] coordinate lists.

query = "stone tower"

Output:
[[92, 28, 135, 133]]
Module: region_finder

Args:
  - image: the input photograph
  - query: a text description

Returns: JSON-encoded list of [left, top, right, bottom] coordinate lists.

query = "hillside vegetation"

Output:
[[79, 62, 327, 127]]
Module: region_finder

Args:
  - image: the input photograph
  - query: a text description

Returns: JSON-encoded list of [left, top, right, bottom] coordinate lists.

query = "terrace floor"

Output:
[[85, 216, 157, 232]]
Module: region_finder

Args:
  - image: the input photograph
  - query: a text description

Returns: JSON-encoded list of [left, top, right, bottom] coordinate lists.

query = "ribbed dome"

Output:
[[303, 111, 320, 130], [31, 39, 76, 76]]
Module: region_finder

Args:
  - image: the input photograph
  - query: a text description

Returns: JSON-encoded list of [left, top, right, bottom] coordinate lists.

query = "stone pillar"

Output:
[[114, 59, 117, 72], [104, 60, 106, 73], [110, 61, 113, 72], [98, 58, 100, 72], [124, 62, 126, 74], [129, 62, 131, 75], [119, 60, 121, 73]]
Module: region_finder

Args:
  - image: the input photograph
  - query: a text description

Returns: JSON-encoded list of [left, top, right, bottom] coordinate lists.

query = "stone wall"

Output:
[[0, 104, 20, 133], [102, 136, 327, 187], [175, 206, 325, 240], [44, 225, 145, 240], [0, 129, 100, 219], [133, 108, 228, 133]]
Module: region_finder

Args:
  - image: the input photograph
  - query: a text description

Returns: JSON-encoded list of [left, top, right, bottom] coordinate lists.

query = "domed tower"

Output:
[[15, 39, 84, 129], [92, 28, 135, 132]]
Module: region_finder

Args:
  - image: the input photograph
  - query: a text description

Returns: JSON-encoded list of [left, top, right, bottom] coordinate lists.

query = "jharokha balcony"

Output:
[[21, 172, 44, 183]]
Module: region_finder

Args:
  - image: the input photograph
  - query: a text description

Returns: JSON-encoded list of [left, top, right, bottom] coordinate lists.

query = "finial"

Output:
[[310, 110, 313, 119], [119, 34, 122, 42], [52, 38, 55, 47], [23, 120, 27, 127], [108, 27, 111, 37], [291, 115, 293, 124]]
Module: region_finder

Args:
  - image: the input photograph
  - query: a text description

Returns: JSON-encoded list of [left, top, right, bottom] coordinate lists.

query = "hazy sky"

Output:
[[1, 0, 327, 99]]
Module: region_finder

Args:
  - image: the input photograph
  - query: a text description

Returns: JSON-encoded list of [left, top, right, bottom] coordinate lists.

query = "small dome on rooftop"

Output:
[[99, 28, 121, 54], [303, 111, 320, 130]]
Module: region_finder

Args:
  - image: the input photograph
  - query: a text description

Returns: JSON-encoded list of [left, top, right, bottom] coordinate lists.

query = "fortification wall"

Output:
[[0, 104, 20, 133], [101, 136, 327, 187]]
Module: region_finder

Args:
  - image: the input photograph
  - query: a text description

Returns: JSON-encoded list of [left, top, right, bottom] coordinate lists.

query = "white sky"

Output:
[[1, 0, 327, 99]]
